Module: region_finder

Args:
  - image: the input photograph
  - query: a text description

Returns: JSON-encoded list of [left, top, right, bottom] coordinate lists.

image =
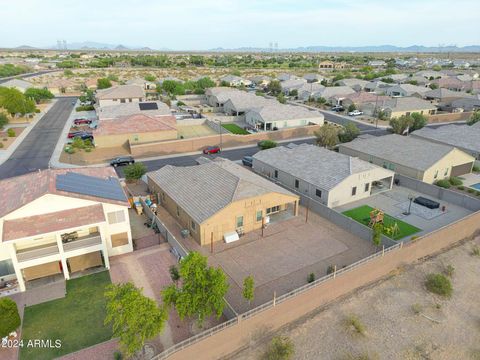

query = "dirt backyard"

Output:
[[230, 236, 480, 360]]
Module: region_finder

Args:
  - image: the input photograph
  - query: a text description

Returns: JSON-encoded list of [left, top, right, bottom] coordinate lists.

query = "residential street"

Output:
[[0, 97, 76, 179]]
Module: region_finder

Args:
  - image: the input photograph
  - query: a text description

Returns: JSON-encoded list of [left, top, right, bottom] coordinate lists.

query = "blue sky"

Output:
[[1, 0, 479, 49]]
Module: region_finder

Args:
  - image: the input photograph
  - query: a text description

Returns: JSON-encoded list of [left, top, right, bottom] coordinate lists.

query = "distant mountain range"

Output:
[[5, 43, 480, 53]]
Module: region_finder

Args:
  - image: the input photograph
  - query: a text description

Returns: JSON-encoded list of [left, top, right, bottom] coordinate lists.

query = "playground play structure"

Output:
[[368, 208, 400, 237]]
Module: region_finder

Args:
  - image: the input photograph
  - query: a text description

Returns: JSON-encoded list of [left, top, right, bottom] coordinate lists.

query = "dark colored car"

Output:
[[203, 146, 221, 155], [242, 156, 253, 167], [331, 105, 345, 112], [74, 118, 93, 125], [75, 133, 93, 141], [110, 156, 135, 167], [68, 130, 91, 139]]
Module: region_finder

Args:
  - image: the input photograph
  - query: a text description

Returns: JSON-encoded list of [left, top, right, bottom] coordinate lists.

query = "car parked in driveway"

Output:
[[68, 130, 91, 139], [110, 156, 135, 167], [331, 105, 345, 112], [348, 110, 363, 116], [242, 156, 253, 167], [73, 118, 92, 125], [203, 146, 221, 155]]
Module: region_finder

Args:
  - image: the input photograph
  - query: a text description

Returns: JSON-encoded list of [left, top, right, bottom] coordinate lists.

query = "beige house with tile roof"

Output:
[[147, 158, 299, 245], [95, 85, 145, 106], [0, 168, 133, 293]]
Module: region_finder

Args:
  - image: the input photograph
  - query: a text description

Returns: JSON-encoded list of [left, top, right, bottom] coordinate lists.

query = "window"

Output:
[[266, 206, 280, 215], [294, 179, 299, 189], [365, 183, 370, 192], [352, 186, 357, 196], [0, 259, 14, 277], [274, 170, 278, 178], [120, 99, 126, 103], [107, 210, 126, 224], [236, 216, 244, 228], [111, 232, 129, 247], [315, 189, 322, 198], [191, 221, 196, 231], [256, 210, 263, 222]]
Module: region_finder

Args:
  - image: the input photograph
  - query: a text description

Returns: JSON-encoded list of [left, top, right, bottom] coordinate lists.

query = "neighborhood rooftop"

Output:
[[93, 114, 176, 136], [96, 101, 171, 119], [340, 134, 457, 171], [411, 124, 480, 153], [253, 144, 380, 190], [147, 158, 294, 224], [95, 84, 145, 99]]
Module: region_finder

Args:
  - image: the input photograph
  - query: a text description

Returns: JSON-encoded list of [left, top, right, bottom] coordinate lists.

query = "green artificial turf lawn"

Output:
[[221, 123, 250, 135], [342, 205, 421, 240], [20, 271, 113, 360]]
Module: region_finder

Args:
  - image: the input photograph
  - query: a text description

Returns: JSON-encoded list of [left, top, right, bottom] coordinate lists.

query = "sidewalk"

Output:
[[0, 100, 57, 166]]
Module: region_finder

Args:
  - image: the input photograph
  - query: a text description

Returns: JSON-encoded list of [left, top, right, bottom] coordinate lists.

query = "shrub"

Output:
[[472, 246, 480, 257], [457, 185, 465, 190], [326, 265, 335, 275], [449, 177, 463, 186], [262, 336, 294, 360], [258, 140, 277, 150], [76, 105, 95, 112], [425, 273, 452, 297], [0, 142, 3, 148], [444, 264, 455, 277], [7, 128, 15, 137], [476, 191, 480, 196], [307, 273, 315, 283], [124, 162, 147, 181], [0, 113, 8, 129], [113, 351, 123, 360], [411, 303, 422, 315], [468, 188, 475, 193], [473, 165, 480, 173], [345, 314, 366, 336], [435, 179, 451, 189], [0, 298, 21, 337]]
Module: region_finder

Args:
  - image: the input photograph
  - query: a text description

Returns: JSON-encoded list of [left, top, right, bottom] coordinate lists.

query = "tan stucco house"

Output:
[[339, 134, 475, 184], [0, 168, 133, 293], [253, 144, 394, 208], [95, 85, 145, 107], [147, 158, 299, 245]]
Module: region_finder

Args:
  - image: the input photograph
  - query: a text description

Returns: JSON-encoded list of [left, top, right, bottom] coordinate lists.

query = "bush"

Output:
[[457, 185, 465, 190], [258, 140, 277, 150], [449, 177, 463, 186], [425, 273, 452, 297], [0, 297, 21, 337], [411, 303, 422, 315], [468, 188, 475, 193], [262, 336, 294, 360], [326, 265, 335, 275], [444, 264, 455, 277], [472, 246, 480, 256], [113, 351, 123, 360], [307, 273, 315, 283], [345, 314, 366, 336], [124, 162, 147, 181], [473, 165, 480, 172], [7, 128, 15, 137], [435, 179, 451, 189], [76, 105, 95, 112], [0, 142, 3, 148], [0, 113, 8, 129]]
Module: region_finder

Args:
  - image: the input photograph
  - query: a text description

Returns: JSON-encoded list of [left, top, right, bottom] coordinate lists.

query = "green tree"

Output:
[[372, 223, 383, 246], [123, 162, 147, 181], [0, 298, 21, 337], [161, 252, 229, 326], [63, 69, 74, 76], [316, 96, 327, 105], [144, 74, 156, 82], [105, 282, 168, 357], [258, 140, 277, 150], [262, 336, 295, 360], [277, 93, 286, 104], [314, 123, 339, 148], [169, 265, 180, 284], [97, 78, 112, 89], [347, 104, 356, 113], [289, 89, 298, 97], [429, 83, 439, 90], [410, 112, 427, 131], [389, 115, 413, 134], [242, 275, 255, 305], [467, 111, 480, 126], [0, 87, 36, 115], [0, 113, 8, 130], [24, 88, 54, 103], [338, 122, 360, 143], [267, 80, 282, 95]]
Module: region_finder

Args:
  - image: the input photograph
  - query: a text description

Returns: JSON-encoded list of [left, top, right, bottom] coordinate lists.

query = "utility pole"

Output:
[[210, 232, 214, 253], [219, 119, 223, 150], [305, 197, 310, 223]]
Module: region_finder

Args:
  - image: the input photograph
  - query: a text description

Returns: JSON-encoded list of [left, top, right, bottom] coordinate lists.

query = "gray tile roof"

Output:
[[340, 134, 456, 171], [424, 88, 473, 100], [223, 92, 273, 112], [380, 97, 437, 112], [247, 104, 323, 122], [147, 158, 296, 224], [411, 125, 480, 153], [253, 144, 383, 190]]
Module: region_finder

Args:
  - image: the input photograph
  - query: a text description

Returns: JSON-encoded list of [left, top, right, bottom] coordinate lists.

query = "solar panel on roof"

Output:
[[139, 102, 158, 111], [56, 172, 127, 202]]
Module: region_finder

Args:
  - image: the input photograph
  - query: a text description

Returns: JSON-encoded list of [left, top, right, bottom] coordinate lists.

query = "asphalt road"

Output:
[[0, 97, 76, 180], [0, 70, 60, 84]]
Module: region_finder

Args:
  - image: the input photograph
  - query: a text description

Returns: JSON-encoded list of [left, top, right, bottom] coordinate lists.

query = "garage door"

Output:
[[451, 162, 474, 177], [68, 252, 103, 273], [23, 262, 62, 281]]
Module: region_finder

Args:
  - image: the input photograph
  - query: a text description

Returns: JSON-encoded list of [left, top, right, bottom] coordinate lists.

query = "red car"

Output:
[[203, 146, 221, 155], [73, 118, 92, 125]]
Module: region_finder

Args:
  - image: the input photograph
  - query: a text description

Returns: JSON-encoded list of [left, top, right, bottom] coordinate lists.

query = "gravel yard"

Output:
[[230, 236, 480, 360]]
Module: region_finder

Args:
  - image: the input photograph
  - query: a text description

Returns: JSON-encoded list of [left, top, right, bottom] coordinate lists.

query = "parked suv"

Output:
[[110, 156, 135, 167], [242, 156, 253, 167], [331, 105, 345, 112]]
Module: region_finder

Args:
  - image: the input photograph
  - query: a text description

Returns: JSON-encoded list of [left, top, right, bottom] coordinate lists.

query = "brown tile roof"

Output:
[[96, 85, 145, 100], [3, 204, 105, 242], [93, 114, 177, 136], [0, 167, 129, 219]]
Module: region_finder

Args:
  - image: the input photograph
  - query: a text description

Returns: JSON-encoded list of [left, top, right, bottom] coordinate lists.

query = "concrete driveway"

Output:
[[0, 97, 76, 180]]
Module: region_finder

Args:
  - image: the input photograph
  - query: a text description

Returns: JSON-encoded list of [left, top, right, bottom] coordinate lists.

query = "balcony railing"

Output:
[[16, 244, 59, 262], [62, 234, 102, 252]]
